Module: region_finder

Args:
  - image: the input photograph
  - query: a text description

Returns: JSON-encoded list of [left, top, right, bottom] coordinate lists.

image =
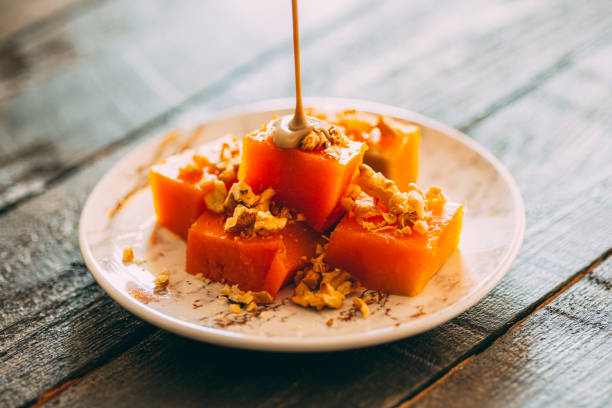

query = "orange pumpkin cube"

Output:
[[333, 111, 421, 191], [367, 116, 420, 191], [149, 136, 238, 239], [325, 202, 463, 296], [186, 211, 323, 297], [237, 131, 366, 232]]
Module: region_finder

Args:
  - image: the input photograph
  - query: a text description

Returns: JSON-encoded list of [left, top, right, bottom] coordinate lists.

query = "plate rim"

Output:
[[79, 97, 525, 352]]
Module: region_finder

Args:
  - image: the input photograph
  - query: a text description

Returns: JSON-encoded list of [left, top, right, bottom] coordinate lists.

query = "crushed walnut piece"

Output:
[[224, 205, 287, 237], [219, 284, 274, 314], [356, 164, 413, 215], [425, 186, 447, 214], [209, 136, 242, 176], [122, 247, 135, 263], [219, 180, 292, 237], [341, 164, 447, 237], [154, 269, 170, 295], [204, 179, 228, 214], [269, 203, 306, 224], [224, 205, 256, 234], [413, 219, 429, 235], [253, 210, 287, 236], [179, 135, 241, 188], [224, 180, 260, 212], [185, 135, 241, 212], [352, 297, 370, 318], [291, 244, 358, 311], [223, 181, 277, 214], [299, 124, 349, 151], [229, 304, 242, 314]]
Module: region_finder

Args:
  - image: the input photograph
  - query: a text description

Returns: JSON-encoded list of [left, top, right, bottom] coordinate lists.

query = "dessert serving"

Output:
[[78, 0, 524, 351], [147, 0, 463, 318], [149, 108, 463, 317]]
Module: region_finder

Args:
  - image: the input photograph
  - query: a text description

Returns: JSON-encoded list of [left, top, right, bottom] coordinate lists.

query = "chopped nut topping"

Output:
[[154, 269, 170, 295], [425, 186, 447, 213], [220, 181, 291, 237], [413, 219, 429, 235], [326, 318, 335, 327], [344, 164, 446, 236], [221, 284, 232, 295], [224, 205, 287, 237], [253, 211, 287, 236], [224, 180, 260, 213], [299, 124, 349, 151], [256, 188, 276, 212], [218, 167, 236, 184], [357, 164, 413, 215], [122, 247, 135, 263], [291, 243, 358, 311], [193, 273, 211, 283], [395, 225, 412, 236], [224, 205, 256, 233], [204, 179, 227, 213], [316, 283, 345, 309], [178, 136, 241, 187], [352, 297, 370, 318], [269, 203, 306, 224], [213, 137, 242, 175], [155, 269, 170, 287], [229, 304, 242, 314], [406, 190, 426, 219], [252, 291, 274, 304], [219, 284, 274, 314]]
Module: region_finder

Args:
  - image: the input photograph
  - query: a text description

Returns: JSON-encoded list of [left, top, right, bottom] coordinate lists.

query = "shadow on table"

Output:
[[60, 316, 490, 407]]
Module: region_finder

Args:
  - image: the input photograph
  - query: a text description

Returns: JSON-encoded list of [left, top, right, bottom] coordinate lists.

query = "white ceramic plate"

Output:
[[79, 98, 524, 352]]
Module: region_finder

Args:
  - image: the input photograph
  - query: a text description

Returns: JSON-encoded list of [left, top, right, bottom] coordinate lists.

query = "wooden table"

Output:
[[1, 1, 611, 407]]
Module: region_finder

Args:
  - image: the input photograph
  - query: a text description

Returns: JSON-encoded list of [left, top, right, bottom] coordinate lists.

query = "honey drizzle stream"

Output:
[[289, 0, 308, 131]]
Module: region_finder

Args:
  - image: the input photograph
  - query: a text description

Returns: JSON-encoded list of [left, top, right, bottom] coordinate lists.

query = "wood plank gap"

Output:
[[22, 327, 160, 408], [457, 34, 610, 133], [396, 247, 612, 408], [29, 377, 82, 408], [0, 0, 379, 216]]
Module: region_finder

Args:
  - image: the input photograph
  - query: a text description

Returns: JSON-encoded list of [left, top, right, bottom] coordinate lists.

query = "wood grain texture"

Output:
[[2, 0, 612, 213], [406, 257, 612, 408], [1, 1, 611, 407], [1, 14, 610, 408], [0, 147, 158, 408], [0, 0, 93, 42], [0, 0, 371, 212]]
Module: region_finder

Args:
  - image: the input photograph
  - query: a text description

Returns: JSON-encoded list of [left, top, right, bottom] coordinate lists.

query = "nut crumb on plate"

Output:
[[352, 297, 370, 318], [229, 304, 242, 314], [154, 269, 170, 295], [122, 247, 135, 263], [219, 283, 274, 314], [291, 243, 358, 311]]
